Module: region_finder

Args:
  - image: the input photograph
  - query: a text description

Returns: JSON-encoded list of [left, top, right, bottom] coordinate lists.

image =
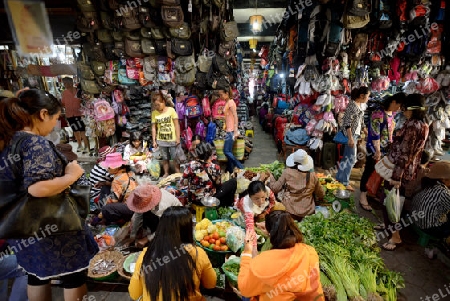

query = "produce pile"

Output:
[[297, 212, 404, 301], [246, 160, 285, 180], [195, 218, 232, 252]]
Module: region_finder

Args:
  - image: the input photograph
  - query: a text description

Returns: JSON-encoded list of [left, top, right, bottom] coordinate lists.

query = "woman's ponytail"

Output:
[[0, 97, 31, 151]]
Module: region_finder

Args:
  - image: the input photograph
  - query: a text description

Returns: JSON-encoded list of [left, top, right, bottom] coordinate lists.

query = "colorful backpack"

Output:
[[176, 95, 186, 120], [211, 98, 226, 120], [202, 96, 211, 117], [205, 121, 217, 143], [94, 99, 115, 121], [195, 120, 206, 138], [182, 126, 193, 149], [184, 95, 202, 118]]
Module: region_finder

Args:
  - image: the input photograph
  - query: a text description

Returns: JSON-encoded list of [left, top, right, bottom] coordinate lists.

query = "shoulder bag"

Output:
[[0, 136, 90, 239]]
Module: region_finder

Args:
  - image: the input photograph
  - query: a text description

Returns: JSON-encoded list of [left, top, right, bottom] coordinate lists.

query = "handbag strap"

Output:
[[8, 135, 28, 181]]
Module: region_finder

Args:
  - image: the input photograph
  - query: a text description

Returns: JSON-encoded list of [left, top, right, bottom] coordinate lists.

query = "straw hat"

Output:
[[97, 146, 115, 163], [56, 143, 78, 161], [126, 184, 162, 213], [426, 161, 450, 180], [100, 153, 127, 169], [286, 149, 314, 172]]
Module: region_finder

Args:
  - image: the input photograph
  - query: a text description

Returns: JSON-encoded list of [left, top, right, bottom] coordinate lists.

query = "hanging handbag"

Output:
[[333, 131, 348, 144], [0, 137, 89, 239]]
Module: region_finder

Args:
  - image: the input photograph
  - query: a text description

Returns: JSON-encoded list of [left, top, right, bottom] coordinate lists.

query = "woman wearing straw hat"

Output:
[[411, 161, 450, 240], [127, 183, 182, 247], [263, 149, 324, 221]]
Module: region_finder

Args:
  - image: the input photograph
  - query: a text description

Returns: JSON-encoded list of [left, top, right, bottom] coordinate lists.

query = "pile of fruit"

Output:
[[195, 218, 233, 252]]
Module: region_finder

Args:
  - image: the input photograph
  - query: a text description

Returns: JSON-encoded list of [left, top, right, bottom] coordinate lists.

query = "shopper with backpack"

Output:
[[219, 88, 244, 173], [151, 90, 181, 177]]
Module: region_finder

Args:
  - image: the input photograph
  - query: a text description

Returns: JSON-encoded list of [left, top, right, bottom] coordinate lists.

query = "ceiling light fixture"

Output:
[[249, 0, 263, 34], [249, 38, 258, 50]]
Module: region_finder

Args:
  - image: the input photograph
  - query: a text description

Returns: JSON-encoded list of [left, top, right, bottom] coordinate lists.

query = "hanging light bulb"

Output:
[[249, 15, 263, 34]]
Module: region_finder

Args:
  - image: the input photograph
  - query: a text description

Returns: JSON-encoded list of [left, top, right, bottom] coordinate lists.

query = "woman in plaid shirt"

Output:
[[335, 86, 370, 190]]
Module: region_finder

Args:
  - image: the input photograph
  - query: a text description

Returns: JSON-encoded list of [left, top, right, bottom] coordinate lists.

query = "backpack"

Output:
[[307, 5, 331, 56], [182, 126, 193, 150], [176, 95, 186, 120], [94, 99, 115, 121], [202, 96, 211, 117], [185, 95, 202, 118], [195, 120, 206, 138], [205, 121, 217, 143], [350, 33, 368, 60], [324, 10, 344, 57], [348, 0, 371, 16], [212, 98, 226, 119]]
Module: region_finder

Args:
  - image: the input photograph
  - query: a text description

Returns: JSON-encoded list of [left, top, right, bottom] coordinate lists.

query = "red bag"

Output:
[[366, 170, 382, 196]]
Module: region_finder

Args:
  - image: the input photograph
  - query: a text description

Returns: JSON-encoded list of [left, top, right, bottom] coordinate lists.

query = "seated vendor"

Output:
[[411, 161, 450, 239], [123, 131, 151, 174], [127, 183, 182, 247], [263, 149, 324, 221], [235, 180, 285, 257], [180, 141, 221, 204]]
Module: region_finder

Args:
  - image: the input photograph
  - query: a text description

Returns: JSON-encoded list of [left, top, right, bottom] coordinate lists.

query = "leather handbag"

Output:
[[0, 137, 90, 239]]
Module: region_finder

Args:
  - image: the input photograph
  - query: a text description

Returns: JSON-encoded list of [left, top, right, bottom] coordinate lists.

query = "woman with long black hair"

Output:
[[129, 206, 216, 301]]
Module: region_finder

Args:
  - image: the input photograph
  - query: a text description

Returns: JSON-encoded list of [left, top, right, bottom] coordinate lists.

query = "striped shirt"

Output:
[[341, 100, 365, 137], [411, 181, 450, 229], [89, 164, 113, 198]]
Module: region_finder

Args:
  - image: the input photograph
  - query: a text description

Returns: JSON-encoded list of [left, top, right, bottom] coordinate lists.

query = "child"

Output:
[[123, 131, 151, 174]]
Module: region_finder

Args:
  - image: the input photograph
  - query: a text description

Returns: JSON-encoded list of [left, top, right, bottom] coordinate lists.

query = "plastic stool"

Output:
[[192, 204, 205, 222], [411, 223, 440, 247], [245, 129, 254, 137]]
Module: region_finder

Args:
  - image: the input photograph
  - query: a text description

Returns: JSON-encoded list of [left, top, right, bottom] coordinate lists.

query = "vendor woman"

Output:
[[236, 181, 285, 257], [263, 149, 324, 221]]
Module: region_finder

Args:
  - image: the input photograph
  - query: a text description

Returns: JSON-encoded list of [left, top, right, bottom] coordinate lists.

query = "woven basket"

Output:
[[117, 256, 132, 280], [88, 250, 123, 280]]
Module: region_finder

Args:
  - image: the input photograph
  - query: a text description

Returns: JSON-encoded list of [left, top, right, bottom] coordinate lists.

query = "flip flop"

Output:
[[373, 224, 386, 231], [382, 240, 402, 251], [359, 202, 373, 211], [346, 185, 355, 192]]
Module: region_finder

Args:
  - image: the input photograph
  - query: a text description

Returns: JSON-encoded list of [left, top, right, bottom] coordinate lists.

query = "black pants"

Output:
[[28, 271, 86, 289], [102, 203, 134, 225], [360, 154, 376, 192], [214, 178, 237, 207]]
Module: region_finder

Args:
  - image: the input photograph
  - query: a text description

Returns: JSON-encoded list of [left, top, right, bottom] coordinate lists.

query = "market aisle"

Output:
[[244, 117, 279, 168]]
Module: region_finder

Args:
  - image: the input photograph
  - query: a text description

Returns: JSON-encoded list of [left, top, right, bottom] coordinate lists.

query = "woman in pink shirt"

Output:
[[61, 77, 90, 153], [218, 88, 244, 173]]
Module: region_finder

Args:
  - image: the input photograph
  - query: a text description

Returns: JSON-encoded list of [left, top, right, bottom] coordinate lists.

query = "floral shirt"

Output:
[[367, 109, 396, 154], [181, 160, 221, 203], [388, 119, 429, 182]]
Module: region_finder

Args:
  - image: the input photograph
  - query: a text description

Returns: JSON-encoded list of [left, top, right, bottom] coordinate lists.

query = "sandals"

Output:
[[346, 185, 355, 192], [382, 240, 402, 251], [359, 201, 373, 211], [373, 224, 386, 231]]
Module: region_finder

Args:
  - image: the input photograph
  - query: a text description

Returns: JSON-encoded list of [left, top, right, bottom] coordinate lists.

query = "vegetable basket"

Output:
[[88, 250, 123, 281]]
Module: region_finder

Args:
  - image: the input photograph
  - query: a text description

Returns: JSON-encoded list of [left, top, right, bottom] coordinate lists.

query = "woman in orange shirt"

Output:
[[238, 211, 324, 301]]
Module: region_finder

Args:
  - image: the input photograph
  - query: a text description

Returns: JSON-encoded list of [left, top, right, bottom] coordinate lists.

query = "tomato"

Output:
[[204, 235, 210, 241], [212, 232, 220, 240], [220, 237, 226, 244], [215, 240, 221, 246], [201, 240, 209, 247], [209, 238, 216, 244], [213, 245, 221, 251], [220, 245, 228, 251]]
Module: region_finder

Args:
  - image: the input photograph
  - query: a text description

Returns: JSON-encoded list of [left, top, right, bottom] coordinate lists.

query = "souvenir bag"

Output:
[[211, 98, 226, 119], [94, 99, 116, 137], [161, 5, 184, 28], [184, 95, 202, 118]]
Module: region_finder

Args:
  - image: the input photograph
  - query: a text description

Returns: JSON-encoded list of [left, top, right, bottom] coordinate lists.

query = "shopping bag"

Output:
[[222, 256, 241, 287], [333, 131, 348, 144], [384, 188, 405, 223], [366, 170, 382, 196], [174, 144, 187, 164]]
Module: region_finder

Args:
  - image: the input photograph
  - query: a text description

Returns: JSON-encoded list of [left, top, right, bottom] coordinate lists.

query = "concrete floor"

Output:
[[53, 119, 450, 301]]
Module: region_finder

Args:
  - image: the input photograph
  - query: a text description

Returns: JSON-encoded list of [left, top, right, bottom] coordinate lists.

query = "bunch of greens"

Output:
[[218, 207, 237, 220], [298, 211, 404, 301], [246, 160, 285, 180]]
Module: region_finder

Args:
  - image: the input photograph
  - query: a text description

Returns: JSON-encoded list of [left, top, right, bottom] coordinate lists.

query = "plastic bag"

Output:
[[226, 226, 245, 253], [366, 170, 382, 196], [384, 188, 405, 223], [236, 173, 251, 194], [147, 157, 161, 179], [174, 144, 187, 165], [222, 256, 241, 287]]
